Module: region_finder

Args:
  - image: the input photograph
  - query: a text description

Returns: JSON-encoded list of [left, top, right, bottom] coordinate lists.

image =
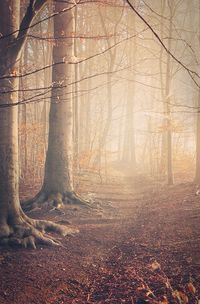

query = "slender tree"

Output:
[[195, 1, 200, 184], [122, 9, 136, 173], [165, 7, 174, 185]]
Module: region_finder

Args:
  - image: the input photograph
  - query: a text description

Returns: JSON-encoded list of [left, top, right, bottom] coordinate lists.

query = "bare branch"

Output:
[[125, 0, 200, 88], [0, 29, 148, 81], [12, 0, 47, 57]]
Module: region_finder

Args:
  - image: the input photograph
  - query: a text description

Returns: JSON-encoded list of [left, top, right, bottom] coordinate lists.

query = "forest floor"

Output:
[[0, 176, 200, 304]]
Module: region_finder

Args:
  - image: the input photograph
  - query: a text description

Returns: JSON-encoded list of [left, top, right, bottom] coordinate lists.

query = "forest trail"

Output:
[[0, 180, 200, 304]]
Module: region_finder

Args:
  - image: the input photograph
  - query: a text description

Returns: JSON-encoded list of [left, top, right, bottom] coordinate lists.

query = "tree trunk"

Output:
[[165, 14, 174, 185], [159, 0, 167, 177], [73, 4, 80, 173], [195, 2, 200, 184], [195, 92, 200, 183], [0, 0, 75, 248], [25, 1, 88, 209], [43, 1, 74, 194], [0, 0, 24, 240]]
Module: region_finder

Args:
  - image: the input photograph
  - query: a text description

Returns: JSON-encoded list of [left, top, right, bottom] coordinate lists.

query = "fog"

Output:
[[17, 0, 200, 191]]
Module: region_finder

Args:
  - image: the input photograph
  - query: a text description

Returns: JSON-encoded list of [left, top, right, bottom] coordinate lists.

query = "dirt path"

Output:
[[0, 182, 200, 304]]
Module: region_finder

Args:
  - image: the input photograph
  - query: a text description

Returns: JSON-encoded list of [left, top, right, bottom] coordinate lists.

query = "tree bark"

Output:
[[25, 1, 89, 209], [165, 12, 174, 185], [195, 94, 200, 183], [43, 1, 75, 194], [195, 2, 200, 184], [0, 0, 75, 248]]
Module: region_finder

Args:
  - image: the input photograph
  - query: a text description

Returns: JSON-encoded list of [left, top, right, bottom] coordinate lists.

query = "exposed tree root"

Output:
[[22, 189, 47, 212], [22, 190, 92, 212], [63, 191, 91, 207], [0, 215, 78, 249]]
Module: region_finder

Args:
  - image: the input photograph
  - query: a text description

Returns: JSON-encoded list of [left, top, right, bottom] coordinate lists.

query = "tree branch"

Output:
[[0, 31, 146, 81], [125, 0, 200, 88], [12, 0, 47, 59]]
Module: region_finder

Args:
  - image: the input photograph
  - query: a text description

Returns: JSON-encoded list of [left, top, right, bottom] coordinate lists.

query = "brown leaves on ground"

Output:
[[186, 282, 196, 295], [0, 181, 200, 304]]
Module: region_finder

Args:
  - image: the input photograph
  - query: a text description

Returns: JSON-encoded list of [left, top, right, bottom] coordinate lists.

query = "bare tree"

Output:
[[25, 0, 89, 209], [0, 0, 75, 249]]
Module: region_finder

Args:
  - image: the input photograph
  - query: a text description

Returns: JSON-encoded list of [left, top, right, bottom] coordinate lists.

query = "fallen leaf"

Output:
[[150, 260, 161, 271], [159, 296, 168, 304], [172, 290, 188, 304], [186, 282, 196, 294]]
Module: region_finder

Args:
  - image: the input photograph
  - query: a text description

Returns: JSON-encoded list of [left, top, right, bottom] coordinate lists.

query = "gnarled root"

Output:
[[22, 190, 47, 212], [22, 190, 92, 212], [0, 216, 78, 249], [63, 191, 91, 208]]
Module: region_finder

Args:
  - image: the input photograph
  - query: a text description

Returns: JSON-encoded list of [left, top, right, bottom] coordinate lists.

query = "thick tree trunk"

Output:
[[0, 80, 20, 238], [43, 1, 74, 194], [0, 0, 76, 248], [0, 0, 23, 239], [24, 1, 89, 209]]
